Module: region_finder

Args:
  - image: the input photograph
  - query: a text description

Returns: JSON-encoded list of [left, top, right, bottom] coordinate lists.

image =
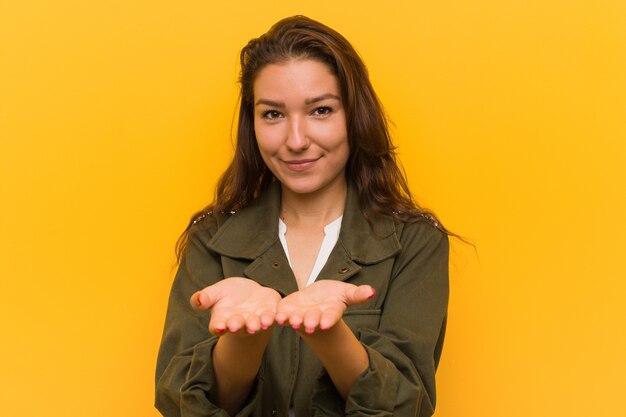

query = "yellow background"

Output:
[[1, 0, 625, 416]]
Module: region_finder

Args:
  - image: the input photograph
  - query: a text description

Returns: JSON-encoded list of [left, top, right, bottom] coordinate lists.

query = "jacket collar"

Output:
[[207, 181, 401, 265]]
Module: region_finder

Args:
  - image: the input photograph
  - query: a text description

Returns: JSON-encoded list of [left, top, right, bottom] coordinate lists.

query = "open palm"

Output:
[[191, 277, 282, 335], [276, 280, 375, 334]]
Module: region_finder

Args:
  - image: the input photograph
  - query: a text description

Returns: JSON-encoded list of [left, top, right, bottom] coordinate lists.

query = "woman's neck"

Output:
[[280, 179, 347, 229]]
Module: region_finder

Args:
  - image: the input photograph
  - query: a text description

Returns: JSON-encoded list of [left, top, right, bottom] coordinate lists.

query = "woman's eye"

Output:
[[313, 106, 332, 116], [262, 110, 282, 120]]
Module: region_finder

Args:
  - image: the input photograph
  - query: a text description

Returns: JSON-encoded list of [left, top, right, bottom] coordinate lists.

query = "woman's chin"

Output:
[[278, 176, 346, 198], [279, 181, 322, 196]]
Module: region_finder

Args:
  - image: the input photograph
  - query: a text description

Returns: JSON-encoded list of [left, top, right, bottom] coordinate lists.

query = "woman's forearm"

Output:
[[212, 330, 273, 416], [300, 319, 369, 399]]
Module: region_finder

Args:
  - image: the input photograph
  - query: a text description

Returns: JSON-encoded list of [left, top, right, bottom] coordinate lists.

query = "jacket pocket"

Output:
[[343, 308, 382, 332]]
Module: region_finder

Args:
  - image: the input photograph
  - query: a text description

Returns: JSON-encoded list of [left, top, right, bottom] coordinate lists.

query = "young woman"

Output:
[[156, 15, 450, 417]]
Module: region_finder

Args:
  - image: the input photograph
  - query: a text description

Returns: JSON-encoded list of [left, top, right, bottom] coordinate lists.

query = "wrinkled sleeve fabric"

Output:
[[155, 221, 261, 417], [313, 222, 449, 417]]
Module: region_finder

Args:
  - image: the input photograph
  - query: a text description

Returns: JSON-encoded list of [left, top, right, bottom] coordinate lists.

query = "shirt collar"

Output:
[[207, 180, 401, 264]]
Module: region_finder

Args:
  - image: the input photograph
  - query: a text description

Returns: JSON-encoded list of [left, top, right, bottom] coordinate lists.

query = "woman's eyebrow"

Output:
[[305, 94, 341, 105], [255, 94, 341, 107], [255, 99, 285, 107]]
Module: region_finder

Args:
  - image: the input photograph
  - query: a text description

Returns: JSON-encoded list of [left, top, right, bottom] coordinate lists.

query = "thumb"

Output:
[[344, 285, 376, 306], [190, 287, 220, 310]]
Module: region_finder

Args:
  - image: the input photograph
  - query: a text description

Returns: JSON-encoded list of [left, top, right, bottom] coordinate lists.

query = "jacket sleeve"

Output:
[[312, 222, 449, 417], [155, 222, 262, 417]]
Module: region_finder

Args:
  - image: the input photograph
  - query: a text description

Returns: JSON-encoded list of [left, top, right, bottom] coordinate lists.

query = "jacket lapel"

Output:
[[207, 180, 402, 287], [207, 183, 300, 295], [207, 182, 282, 260], [317, 182, 401, 282]]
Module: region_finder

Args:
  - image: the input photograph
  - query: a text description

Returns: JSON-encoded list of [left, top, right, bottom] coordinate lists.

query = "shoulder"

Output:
[[186, 209, 234, 247], [394, 217, 449, 262], [384, 218, 450, 298]]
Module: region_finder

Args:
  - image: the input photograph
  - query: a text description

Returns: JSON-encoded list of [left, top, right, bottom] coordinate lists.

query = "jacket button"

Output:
[[272, 262, 280, 269], [271, 410, 277, 416], [338, 267, 349, 274]]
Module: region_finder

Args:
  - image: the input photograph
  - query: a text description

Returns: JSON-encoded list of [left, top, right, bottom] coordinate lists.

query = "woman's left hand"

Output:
[[276, 280, 375, 334]]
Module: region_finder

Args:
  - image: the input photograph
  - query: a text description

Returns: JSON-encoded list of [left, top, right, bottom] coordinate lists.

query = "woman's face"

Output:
[[253, 59, 350, 197]]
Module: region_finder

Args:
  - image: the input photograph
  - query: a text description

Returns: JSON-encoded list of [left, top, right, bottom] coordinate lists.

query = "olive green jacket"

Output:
[[155, 182, 449, 417]]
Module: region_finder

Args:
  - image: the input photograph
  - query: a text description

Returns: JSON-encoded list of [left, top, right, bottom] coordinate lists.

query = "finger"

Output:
[[319, 306, 343, 330], [190, 291, 205, 310], [275, 301, 295, 326], [225, 314, 246, 333], [245, 314, 261, 334], [344, 285, 376, 306], [275, 312, 288, 326], [303, 308, 322, 334], [259, 309, 276, 330], [288, 309, 305, 330], [190, 287, 219, 310], [208, 315, 227, 335]]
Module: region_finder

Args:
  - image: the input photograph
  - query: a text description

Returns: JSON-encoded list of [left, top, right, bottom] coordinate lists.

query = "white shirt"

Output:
[[278, 216, 342, 417], [278, 216, 343, 287]]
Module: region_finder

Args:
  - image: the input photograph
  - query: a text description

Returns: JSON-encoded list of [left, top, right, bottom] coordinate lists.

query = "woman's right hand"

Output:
[[191, 278, 281, 415], [190, 277, 281, 336]]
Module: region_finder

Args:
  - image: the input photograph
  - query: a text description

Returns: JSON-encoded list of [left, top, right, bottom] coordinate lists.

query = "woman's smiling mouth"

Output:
[[283, 156, 322, 171]]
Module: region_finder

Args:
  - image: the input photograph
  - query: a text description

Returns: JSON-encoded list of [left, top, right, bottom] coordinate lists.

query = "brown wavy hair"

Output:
[[176, 15, 452, 261]]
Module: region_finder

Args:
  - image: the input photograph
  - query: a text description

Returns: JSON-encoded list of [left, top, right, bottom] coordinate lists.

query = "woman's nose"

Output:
[[285, 117, 310, 151]]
